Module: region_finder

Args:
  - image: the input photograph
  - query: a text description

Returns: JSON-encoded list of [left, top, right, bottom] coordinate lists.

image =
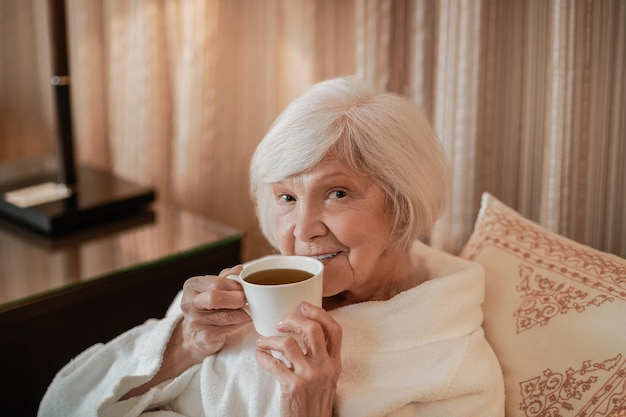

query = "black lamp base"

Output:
[[0, 165, 155, 236]]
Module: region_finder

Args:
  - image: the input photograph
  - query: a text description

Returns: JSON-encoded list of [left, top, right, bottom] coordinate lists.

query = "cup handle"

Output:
[[226, 274, 251, 316]]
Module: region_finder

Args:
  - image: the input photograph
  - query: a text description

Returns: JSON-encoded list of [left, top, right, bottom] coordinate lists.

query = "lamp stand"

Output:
[[0, 0, 155, 236]]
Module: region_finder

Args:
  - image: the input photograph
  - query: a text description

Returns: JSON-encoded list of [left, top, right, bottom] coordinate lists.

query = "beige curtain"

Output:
[[65, 0, 357, 260], [2, 0, 624, 261], [0, 0, 56, 160], [355, 0, 625, 257]]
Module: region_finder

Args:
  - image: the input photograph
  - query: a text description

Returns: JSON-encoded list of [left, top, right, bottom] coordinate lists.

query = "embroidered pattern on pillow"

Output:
[[515, 264, 615, 334], [461, 197, 626, 292], [519, 354, 626, 417], [461, 192, 626, 417]]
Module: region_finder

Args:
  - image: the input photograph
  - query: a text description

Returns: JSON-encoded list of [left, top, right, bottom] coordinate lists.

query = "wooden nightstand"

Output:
[[0, 203, 241, 416]]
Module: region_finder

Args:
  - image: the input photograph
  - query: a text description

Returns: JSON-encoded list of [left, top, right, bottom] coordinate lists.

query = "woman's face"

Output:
[[272, 159, 405, 302]]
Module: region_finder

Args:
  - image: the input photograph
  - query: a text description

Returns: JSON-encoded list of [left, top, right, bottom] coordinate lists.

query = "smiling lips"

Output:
[[309, 252, 340, 261]]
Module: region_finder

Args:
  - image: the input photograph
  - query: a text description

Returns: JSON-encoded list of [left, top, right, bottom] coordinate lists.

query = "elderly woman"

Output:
[[39, 76, 504, 416]]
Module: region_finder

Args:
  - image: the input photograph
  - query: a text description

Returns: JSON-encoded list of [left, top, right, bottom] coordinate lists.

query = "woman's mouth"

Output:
[[310, 252, 340, 262]]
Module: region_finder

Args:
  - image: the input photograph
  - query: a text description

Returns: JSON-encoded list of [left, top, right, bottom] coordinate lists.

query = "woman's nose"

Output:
[[293, 203, 327, 242]]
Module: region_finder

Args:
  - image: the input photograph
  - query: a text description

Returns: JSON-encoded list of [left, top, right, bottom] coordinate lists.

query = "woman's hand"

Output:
[[180, 265, 252, 360], [255, 302, 342, 417], [122, 266, 251, 400]]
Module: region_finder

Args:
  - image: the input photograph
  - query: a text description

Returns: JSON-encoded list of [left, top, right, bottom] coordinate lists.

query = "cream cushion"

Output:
[[460, 192, 626, 417]]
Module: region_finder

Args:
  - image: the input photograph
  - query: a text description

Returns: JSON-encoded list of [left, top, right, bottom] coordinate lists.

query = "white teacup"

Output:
[[228, 255, 324, 337]]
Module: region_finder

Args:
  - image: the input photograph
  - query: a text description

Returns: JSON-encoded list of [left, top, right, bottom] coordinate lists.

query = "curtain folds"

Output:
[[353, 0, 625, 257], [429, 0, 483, 253], [2, 0, 623, 260]]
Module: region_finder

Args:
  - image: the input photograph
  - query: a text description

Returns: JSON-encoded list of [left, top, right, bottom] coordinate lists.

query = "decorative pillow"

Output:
[[461, 192, 626, 417]]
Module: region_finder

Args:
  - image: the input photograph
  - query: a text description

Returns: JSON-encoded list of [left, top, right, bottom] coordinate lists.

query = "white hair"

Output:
[[250, 76, 448, 250]]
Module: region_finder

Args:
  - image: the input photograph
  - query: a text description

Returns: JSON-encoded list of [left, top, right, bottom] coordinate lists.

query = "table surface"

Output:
[[0, 202, 241, 310], [0, 199, 242, 417]]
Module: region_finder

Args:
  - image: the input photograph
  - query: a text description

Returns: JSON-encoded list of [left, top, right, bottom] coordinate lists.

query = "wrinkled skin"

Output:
[[255, 302, 342, 417], [179, 265, 251, 358], [180, 266, 343, 417]]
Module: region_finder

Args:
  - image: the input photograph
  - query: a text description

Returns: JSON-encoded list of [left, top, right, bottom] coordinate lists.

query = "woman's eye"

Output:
[[278, 194, 295, 203], [329, 190, 347, 199]]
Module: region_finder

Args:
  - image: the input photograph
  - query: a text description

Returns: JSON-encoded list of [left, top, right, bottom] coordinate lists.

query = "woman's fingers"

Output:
[[275, 302, 342, 360], [254, 347, 295, 379], [189, 286, 247, 312], [182, 273, 247, 312], [299, 302, 342, 359], [256, 302, 342, 375], [255, 304, 342, 417], [178, 266, 251, 357], [218, 264, 244, 278], [256, 334, 307, 363]]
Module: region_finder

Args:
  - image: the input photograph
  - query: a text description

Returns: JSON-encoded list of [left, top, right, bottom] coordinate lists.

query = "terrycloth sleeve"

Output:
[[38, 292, 201, 417]]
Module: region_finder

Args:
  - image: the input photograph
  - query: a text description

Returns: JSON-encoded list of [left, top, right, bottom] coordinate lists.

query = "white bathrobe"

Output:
[[38, 241, 505, 417]]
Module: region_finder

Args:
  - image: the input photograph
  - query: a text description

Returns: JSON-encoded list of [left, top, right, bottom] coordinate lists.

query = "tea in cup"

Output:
[[228, 255, 323, 337]]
